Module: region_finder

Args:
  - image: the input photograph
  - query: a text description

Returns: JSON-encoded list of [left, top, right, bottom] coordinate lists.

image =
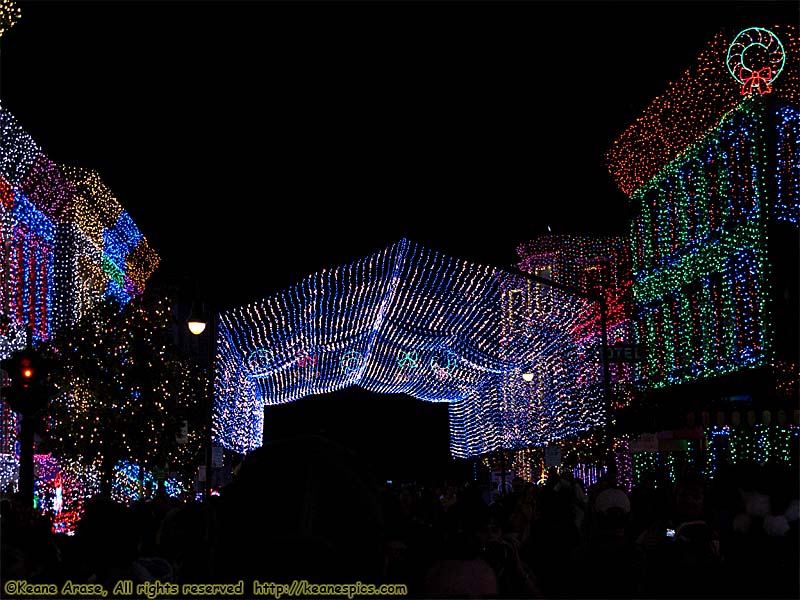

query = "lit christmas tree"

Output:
[[39, 292, 206, 496]]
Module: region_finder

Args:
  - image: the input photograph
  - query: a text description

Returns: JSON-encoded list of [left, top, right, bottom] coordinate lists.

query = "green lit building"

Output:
[[606, 25, 799, 473]]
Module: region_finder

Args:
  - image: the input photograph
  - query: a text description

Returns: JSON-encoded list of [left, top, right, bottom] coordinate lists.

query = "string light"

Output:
[[607, 24, 799, 197], [1, 105, 161, 513], [1, 106, 160, 355], [0, 0, 21, 38], [514, 235, 637, 481], [29, 454, 185, 535], [774, 105, 800, 224], [516, 234, 639, 408], [609, 24, 799, 392], [216, 238, 607, 458]]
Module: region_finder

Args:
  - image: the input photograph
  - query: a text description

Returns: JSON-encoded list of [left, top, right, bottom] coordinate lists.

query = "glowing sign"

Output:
[[727, 27, 786, 95]]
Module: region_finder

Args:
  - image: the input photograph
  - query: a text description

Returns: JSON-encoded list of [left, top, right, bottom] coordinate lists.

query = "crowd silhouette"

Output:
[[2, 434, 798, 599]]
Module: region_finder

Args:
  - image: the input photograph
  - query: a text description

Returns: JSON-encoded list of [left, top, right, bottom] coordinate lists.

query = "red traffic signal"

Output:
[[5, 351, 38, 388], [19, 357, 34, 383], [1, 349, 34, 388], [0, 348, 56, 416]]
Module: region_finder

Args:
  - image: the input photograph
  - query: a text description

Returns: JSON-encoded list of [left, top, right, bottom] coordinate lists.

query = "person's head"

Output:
[[75, 496, 139, 575], [210, 434, 385, 583], [422, 558, 498, 599], [592, 488, 631, 538], [674, 474, 706, 522], [672, 521, 721, 567]]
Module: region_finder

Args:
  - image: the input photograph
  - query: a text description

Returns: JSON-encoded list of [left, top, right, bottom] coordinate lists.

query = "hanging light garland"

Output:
[[216, 238, 607, 458]]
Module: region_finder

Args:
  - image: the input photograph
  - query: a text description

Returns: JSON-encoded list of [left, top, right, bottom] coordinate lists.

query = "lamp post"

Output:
[[187, 301, 214, 502]]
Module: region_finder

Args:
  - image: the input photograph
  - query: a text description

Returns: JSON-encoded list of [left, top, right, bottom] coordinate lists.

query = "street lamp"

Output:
[[187, 309, 207, 336], [187, 301, 213, 501]]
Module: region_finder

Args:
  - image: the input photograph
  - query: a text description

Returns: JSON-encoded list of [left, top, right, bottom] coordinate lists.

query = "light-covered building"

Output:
[[606, 24, 799, 478]]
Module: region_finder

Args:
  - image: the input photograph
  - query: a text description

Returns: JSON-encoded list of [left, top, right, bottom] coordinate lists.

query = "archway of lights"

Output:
[[214, 238, 606, 459]]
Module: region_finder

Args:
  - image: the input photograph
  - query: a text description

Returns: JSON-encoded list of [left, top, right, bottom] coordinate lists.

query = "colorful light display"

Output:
[[699, 423, 798, 483], [607, 25, 799, 197], [1, 104, 160, 507], [30, 454, 185, 535], [515, 234, 638, 408], [630, 100, 799, 389], [512, 235, 637, 481], [602, 25, 799, 490], [483, 434, 612, 489], [630, 98, 777, 387], [32, 454, 102, 535], [216, 238, 606, 458], [774, 105, 800, 224], [608, 25, 799, 392], [726, 27, 786, 96], [0, 105, 160, 350], [45, 293, 204, 499]]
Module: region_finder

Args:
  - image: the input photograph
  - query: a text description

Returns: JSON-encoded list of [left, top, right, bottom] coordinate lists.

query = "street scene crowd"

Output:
[[1, 434, 798, 599]]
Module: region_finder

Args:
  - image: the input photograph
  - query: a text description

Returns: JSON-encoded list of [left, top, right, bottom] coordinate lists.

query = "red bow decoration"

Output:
[[739, 66, 773, 96]]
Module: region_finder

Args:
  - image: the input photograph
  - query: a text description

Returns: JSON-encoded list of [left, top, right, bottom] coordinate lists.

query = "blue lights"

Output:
[[214, 239, 605, 458]]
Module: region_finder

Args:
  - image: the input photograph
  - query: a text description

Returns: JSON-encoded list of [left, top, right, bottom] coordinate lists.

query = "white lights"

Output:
[[214, 238, 606, 458]]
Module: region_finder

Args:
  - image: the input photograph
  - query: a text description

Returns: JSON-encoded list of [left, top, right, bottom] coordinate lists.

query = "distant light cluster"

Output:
[[703, 423, 798, 479], [32, 455, 101, 535], [606, 24, 799, 197], [0, 0, 21, 38], [30, 455, 184, 535], [215, 239, 606, 458]]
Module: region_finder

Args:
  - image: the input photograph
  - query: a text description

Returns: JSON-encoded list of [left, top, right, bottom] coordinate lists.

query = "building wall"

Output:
[[0, 105, 159, 474], [0, 106, 160, 353], [631, 98, 778, 388], [515, 234, 637, 409], [607, 25, 799, 396]]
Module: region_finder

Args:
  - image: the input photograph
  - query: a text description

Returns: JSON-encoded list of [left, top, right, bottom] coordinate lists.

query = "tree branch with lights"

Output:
[[38, 292, 206, 497]]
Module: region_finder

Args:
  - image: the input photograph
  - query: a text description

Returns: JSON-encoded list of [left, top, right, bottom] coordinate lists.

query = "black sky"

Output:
[[3, 0, 796, 311]]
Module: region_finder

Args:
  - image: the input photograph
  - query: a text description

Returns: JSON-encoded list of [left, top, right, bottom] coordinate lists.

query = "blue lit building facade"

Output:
[[0, 105, 159, 487]]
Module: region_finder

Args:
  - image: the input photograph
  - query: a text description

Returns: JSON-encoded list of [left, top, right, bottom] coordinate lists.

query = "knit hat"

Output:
[[593, 488, 631, 514]]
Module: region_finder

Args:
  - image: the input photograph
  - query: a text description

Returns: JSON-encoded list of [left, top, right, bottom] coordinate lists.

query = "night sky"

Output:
[[2, 1, 796, 480]]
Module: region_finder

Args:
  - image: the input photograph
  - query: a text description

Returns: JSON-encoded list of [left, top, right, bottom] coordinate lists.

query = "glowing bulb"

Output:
[[188, 320, 207, 335]]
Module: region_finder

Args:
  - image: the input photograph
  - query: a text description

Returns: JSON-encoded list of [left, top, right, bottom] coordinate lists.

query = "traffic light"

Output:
[[2, 348, 36, 388], [0, 348, 56, 416], [18, 352, 36, 386]]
